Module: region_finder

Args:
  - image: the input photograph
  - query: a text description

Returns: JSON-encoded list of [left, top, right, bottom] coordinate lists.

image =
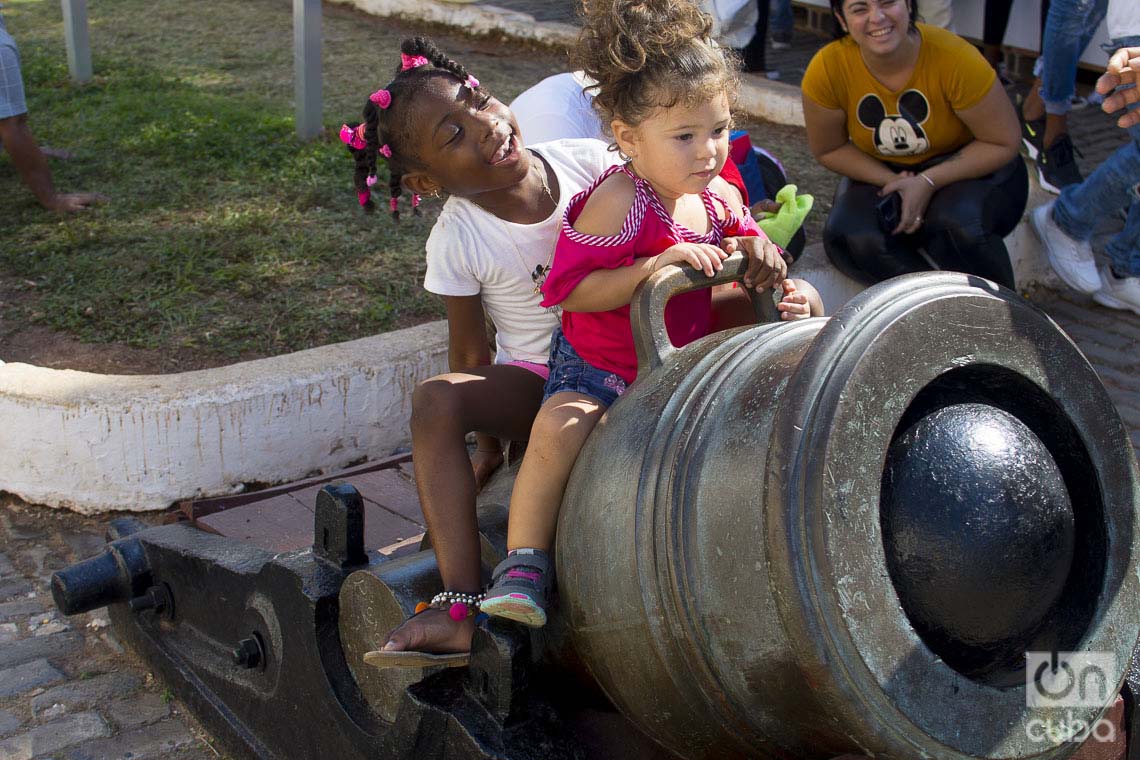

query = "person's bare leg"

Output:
[[506, 392, 605, 552], [1023, 79, 1046, 121], [382, 365, 544, 654], [1042, 114, 1069, 149], [1021, 80, 1069, 148]]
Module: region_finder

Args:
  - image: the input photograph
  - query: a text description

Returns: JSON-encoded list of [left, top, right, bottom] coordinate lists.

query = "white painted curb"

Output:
[[0, 322, 448, 514]]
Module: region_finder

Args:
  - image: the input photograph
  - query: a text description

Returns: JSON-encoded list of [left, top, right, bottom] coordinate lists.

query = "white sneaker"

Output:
[[1031, 202, 1101, 294], [1093, 267, 1140, 316]]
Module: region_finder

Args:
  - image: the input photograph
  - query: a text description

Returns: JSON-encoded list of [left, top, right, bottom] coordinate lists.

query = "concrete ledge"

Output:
[[0, 322, 448, 514]]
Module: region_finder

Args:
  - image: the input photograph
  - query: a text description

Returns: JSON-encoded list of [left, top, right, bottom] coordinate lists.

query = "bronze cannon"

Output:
[[51, 259, 1140, 759]]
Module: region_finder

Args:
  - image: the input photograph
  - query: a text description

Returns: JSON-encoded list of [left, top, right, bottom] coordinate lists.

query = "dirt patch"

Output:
[[0, 272, 437, 374], [0, 275, 248, 374]]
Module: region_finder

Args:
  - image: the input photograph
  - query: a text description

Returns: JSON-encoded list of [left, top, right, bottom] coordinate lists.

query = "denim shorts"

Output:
[[542, 328, 628, 407]]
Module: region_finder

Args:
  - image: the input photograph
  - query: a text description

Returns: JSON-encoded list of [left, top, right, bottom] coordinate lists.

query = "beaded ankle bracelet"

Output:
[[414, 591, 486, 621]]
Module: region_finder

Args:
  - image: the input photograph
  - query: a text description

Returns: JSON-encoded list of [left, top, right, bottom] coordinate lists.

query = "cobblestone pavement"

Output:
[[0, 504, 224, 760], [1028, 287, 1140, 452]]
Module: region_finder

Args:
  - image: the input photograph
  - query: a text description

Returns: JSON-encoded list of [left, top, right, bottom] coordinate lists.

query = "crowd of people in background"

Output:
[[708, 0, 1138, 312]]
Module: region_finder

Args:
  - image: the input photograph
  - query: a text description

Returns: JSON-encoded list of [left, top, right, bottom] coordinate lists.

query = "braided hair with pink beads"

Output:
[[341, 37, 480, 220]]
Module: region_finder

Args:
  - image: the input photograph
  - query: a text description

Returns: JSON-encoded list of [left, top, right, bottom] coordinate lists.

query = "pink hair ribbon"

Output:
[[400, 53, 429, 71], [370, 89, 392, 109], [379, 144, 392, 158], [358, 191, 371, 207], [465, 74, 480, 90], [339, 123, 367, 150]]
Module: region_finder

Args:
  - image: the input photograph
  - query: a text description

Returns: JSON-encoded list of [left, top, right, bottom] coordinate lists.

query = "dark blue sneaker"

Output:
[[1036, 134, 1083, 195]]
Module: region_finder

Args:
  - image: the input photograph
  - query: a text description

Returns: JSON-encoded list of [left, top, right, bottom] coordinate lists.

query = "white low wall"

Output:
[[0, 321, 448, 514]]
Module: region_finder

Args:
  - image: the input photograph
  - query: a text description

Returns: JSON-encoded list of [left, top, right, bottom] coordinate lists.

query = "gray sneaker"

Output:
[[1093, 267, 1140, 316], [480, 550, 552, 628], [1030, 202, 1100, 294]]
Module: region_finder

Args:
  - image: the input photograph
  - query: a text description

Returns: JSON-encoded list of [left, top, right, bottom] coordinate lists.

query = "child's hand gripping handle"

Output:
[[631, 251, 779, 376]]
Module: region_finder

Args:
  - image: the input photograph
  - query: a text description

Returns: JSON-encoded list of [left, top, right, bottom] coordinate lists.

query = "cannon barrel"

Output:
[[556, 266, 1140, 759]]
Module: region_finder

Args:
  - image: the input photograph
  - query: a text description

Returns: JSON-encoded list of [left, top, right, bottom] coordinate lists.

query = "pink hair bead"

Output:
[[366, 175, 377, 188], [400, 53, 429, 71], [369, 89, 392, 109], [379, 144, 392, 158], [449, 602, 468, 621]]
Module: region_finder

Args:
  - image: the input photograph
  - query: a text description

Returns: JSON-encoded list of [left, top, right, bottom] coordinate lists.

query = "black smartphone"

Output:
[[876, 191, 902, 234]]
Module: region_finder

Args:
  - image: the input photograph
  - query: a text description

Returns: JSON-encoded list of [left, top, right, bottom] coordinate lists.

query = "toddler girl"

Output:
[[479, 0, 824, 627]]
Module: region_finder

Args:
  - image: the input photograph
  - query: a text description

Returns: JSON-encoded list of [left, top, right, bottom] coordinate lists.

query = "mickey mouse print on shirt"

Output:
[[856, 89, 931, 158]]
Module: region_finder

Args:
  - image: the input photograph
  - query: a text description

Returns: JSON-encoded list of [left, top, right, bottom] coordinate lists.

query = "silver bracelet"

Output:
[[918, 172, 936, 189]]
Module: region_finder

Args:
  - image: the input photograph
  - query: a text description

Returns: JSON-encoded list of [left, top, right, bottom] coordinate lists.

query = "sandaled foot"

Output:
[[364, 607, 475, 669], [480, 550, 552, 628]]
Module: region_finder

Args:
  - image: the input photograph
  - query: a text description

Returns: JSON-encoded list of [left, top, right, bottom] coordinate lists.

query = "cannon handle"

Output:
[[631, 251, 778, 375]]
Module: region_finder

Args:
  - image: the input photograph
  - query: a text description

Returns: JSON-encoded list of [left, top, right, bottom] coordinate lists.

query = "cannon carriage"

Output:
[[50, 261, 1140, 759]]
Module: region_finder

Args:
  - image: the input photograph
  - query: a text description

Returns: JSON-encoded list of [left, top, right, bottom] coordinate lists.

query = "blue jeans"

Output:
[[542, 328, 627, 407], [1052, 35, 1140, 277], [1036, 0, 1106, 116], [771, 0, 793, 37]]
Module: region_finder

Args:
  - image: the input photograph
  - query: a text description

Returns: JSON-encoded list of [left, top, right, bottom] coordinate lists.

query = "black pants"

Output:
[[983, 0, 1049, 49], [823, 155, 1028, 289]]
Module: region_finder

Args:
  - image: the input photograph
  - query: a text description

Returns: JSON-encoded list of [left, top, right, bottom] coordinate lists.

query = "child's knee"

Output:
[[411, 376, 464, 425], [531, 397, 602, 446]]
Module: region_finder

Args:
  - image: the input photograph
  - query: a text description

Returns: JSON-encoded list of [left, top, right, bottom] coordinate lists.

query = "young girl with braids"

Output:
[[478, 0, 824, 627], [342, 37, 626, 666]]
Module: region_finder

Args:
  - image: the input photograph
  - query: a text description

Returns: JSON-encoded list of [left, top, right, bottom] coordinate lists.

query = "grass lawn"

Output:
[[0, 0, 566, 371]]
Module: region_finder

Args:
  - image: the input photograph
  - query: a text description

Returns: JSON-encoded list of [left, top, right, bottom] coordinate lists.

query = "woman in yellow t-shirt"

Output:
[[801, 0, 1027, 288]]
